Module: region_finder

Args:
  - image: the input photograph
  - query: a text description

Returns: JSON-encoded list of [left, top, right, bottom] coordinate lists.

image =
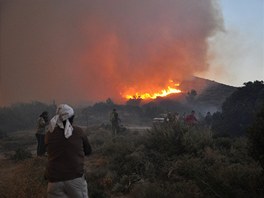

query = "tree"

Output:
[[126, 98, 142, 106], [212, 81, 264, 136], [106, 98, 115, 106], [248, 103, 264, 169], [0, 101, 56, 133]]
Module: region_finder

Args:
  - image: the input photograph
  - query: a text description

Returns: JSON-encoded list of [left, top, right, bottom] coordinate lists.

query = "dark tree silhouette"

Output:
[[212, 81, 264, 136], [248, 103, 264, 169]]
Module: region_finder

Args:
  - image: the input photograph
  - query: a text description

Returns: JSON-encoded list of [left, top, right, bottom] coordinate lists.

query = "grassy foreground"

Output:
[[0, 124, 263, 198]]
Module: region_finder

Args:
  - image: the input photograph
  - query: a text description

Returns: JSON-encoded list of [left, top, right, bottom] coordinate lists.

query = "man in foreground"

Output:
[[45, 104, 92, 198]]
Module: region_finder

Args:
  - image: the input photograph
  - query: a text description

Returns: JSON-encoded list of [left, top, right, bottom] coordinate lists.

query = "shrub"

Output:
[[208, 162, 263, 198], [213, 137, 232, 151], [145, 123, 187, 156], [182, 127, 213, 154], [10, 148, 32, 162], [85, 168, 108, 198], [131, 181, 202, 198], [112, 174, 141, 194], [131, 183, 171, 198]]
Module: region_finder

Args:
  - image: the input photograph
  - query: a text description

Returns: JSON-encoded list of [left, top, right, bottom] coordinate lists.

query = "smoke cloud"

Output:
[[0, 0, 223, 105]]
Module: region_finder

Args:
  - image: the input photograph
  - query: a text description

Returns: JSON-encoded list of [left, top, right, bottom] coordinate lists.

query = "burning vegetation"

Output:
[[123, 80, 182, 100], [1, 0, 223, 105]]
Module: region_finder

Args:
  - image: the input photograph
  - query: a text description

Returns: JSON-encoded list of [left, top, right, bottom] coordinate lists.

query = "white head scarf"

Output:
[[49, 104, 74, 138]]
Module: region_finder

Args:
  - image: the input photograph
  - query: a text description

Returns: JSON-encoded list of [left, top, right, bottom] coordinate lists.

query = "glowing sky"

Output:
[[0, 0, 263, 106]]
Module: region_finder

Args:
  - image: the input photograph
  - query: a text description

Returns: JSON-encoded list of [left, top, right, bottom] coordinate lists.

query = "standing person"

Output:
[[180, 112, 186, 123], [165, 112, 174, 123], [45, 104, 92, 198], [174, 112, 180, 122], [184, 110, 198, 126], [204, 111, 212, 128], [110, 108, 121, 136], [36, 111, 49, 156]]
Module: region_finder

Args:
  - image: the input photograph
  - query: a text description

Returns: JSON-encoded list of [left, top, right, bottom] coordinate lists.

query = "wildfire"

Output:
[[123, 80, 182, 100]]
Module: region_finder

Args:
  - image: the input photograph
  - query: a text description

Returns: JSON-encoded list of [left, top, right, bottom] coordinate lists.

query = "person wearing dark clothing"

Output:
[[36, 111, 49, 156], [110, 108, 121, 136], [45, 104, 92, 198], [204, 111, 212, 128], [165, 112, 174, 123]]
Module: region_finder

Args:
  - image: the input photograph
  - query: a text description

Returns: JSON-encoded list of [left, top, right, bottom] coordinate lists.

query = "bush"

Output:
[[85, 168, 109, 198], [166, 151, 264, 198], [131, 183, 172, 198], [1, 123, 263, 197], [182, 127, 213, 154], [131, 181, 202, 198], [145, 123, 187, 156], [213, 137, 232, 151], [10, 148, 32, 162]]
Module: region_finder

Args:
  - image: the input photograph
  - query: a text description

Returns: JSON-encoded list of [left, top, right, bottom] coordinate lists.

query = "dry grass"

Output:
[[0, 157, 47, 198], [0, 129, 47, 197]]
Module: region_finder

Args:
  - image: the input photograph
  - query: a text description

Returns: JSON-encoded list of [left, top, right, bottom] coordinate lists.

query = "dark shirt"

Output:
[[45, 126, 92, 182], [205, 114, 212, 125], [111, 111, 120, 124]]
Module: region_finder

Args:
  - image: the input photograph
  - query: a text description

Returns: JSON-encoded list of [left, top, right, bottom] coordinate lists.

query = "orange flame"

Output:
[[123, 80, 182, 100]]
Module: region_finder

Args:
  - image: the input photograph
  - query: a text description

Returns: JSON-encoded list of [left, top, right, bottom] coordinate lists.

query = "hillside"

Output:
[[145, 76, 237, 113], [194, 78, 237, 109]]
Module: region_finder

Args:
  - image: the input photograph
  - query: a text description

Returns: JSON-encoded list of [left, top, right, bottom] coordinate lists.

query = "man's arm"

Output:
[[82, 135, 92, 156]]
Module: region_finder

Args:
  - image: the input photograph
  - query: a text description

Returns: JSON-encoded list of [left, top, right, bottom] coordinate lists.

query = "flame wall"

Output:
[[0, 0, 223, 105]]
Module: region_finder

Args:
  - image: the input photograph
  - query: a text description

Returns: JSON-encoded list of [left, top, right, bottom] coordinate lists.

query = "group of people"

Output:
[[164, 110, 198, 126], [36, 104, 91, 198], [164, 110, 213, 127]]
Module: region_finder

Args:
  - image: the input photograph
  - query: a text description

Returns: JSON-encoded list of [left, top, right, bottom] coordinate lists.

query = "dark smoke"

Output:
[[0, 0, 223, 106]]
